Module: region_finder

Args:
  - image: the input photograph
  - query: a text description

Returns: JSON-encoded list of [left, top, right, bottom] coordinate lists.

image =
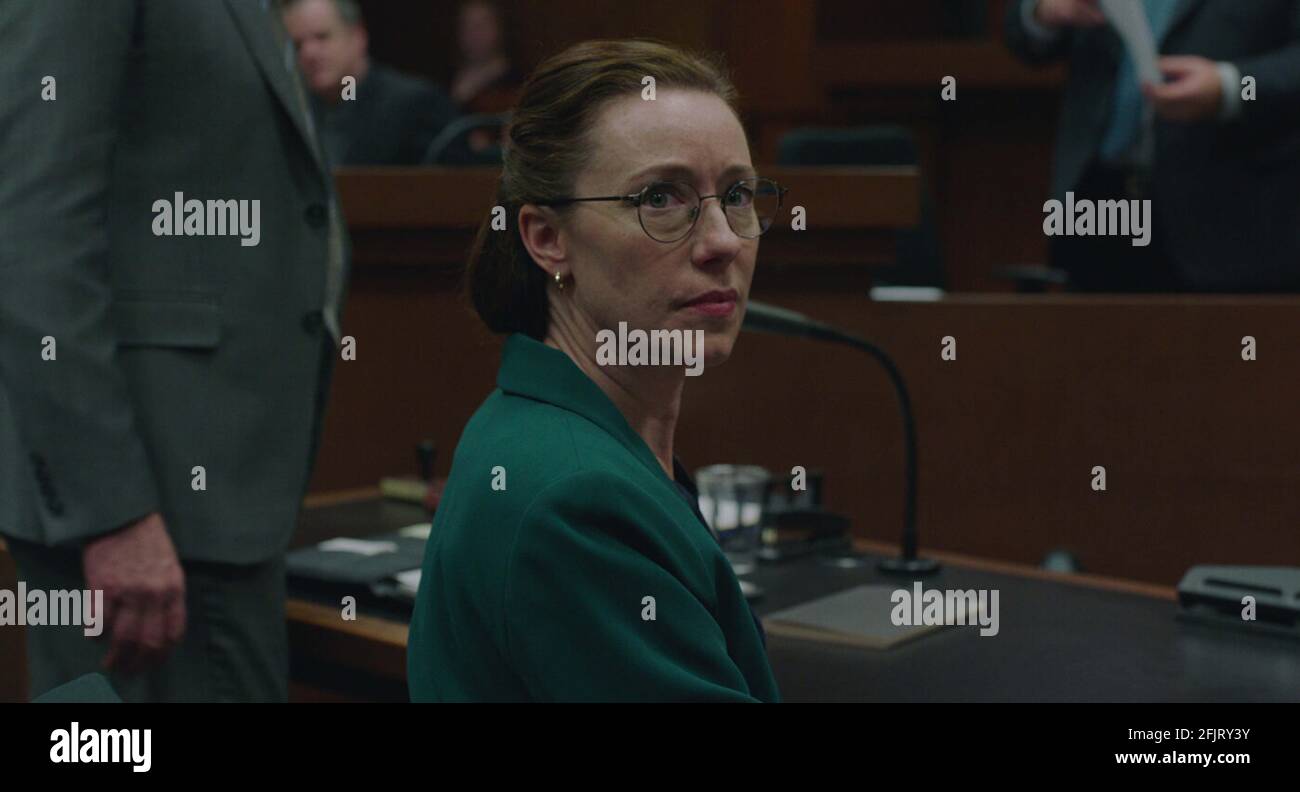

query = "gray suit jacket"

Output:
[[1007, 0, 1300, 291], [0, 0, 348, 563]]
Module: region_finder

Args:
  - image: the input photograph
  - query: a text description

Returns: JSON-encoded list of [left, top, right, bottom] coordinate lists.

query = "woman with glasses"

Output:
[[407, 38, 784, 702]]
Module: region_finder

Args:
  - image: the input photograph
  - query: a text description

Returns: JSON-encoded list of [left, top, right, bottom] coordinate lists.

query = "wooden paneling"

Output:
[[315, 167, 920, 490], [353, 1, 1064, 292], [674, 294, 1300, 586], [813, 41, 1065, 88], [337, 168, 498, 229], [358, 0, 723, 85], [311, 274, 1300, 587], [336, 166, 919, 231]]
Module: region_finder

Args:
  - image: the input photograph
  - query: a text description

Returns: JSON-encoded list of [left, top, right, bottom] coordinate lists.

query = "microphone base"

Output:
[[877, 555, 942, 576], [818, 551, 942, 576]]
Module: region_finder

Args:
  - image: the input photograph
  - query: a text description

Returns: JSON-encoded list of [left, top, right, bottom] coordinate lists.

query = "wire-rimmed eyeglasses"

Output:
[[536, 177, 788, 243]]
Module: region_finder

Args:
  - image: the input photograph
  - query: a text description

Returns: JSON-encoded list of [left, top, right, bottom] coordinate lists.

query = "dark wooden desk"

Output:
[[286, 489, 414, 702], [289, 490, 1300, 703]]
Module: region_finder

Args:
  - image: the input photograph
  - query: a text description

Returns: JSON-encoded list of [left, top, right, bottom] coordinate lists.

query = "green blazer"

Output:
[[408, 334, 780, 702]]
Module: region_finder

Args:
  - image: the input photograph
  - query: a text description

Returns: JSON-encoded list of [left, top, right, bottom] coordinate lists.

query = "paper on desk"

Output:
[[318, 537, 399, 556], [1099, 0, 1162, 84], [394, 568, 422, 596], [398, 522, 432, 540]]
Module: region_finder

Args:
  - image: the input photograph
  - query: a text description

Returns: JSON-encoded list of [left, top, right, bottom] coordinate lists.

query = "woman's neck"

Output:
[[544, 320, 684, 480]]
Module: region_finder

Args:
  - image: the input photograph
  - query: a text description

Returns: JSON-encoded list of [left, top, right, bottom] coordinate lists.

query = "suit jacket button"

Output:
[[304, 203, 328, 228], [301, 310, 323, 334]]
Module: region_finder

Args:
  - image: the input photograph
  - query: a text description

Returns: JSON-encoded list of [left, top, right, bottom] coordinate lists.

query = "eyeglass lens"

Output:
[[638, 178, 782, 242]]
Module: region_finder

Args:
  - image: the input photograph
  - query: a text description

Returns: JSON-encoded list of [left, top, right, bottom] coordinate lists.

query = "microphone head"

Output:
[[742, 300, 835, 339]]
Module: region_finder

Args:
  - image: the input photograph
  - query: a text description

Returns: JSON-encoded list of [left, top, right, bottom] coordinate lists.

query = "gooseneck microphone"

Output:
[[741, 300, 939, 575]]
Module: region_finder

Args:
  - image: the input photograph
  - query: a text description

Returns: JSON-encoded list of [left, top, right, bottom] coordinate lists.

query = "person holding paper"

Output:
[[1007, 0, 1300, 292]]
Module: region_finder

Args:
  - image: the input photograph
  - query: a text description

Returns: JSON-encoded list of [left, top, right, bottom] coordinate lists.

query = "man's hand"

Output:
[[1034, 0, 1107, 29], [82, 512, 186, 674], [1143, 56, 1223, 121]]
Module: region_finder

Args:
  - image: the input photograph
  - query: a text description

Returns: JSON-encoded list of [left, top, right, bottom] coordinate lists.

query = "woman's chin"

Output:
[[700, 333, 739, 369]]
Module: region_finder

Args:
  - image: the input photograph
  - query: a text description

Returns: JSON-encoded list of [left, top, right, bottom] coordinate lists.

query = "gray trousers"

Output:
[[6, 536, 288, 702]]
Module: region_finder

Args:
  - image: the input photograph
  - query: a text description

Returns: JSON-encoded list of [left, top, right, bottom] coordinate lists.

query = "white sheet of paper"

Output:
[[394, 568, 422, 595], [398, 522, 432, 540], [318, 537, 398, 556], [1099, 0, 1162, 84]]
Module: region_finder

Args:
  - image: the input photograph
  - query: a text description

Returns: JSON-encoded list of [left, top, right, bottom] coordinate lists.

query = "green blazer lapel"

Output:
[[497, 334, 672, 486]]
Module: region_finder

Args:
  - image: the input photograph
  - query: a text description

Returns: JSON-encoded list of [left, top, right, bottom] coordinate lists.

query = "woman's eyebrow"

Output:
[[621, 163, 693, 188], [723, 164, 759, 179], [622, 163, 757, 189]]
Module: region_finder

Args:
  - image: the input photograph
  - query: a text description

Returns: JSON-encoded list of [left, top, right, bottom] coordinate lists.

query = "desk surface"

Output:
[[291, 490, 1300, 702]]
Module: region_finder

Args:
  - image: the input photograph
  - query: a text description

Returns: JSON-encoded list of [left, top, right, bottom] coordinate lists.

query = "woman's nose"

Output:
[[692, 200, 743, 259]]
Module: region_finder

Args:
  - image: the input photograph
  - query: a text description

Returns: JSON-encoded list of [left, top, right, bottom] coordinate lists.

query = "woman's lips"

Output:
[[688, 300, 736, 317], [682, 290, 739, 317]]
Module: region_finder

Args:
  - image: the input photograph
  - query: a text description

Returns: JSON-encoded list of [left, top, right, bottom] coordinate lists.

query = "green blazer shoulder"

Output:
[[407, 334, 780, 702]]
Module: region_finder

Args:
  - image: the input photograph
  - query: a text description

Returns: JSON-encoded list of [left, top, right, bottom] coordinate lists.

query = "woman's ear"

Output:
[[517, 204, 567, 279]]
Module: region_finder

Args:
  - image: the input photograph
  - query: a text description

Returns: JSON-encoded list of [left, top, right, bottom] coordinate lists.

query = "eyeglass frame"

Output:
[[533, 177, 789, 243]]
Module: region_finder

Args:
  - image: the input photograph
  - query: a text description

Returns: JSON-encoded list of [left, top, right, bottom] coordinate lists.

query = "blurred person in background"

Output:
[[282, 0, 458, 165], [450, 0, 523, 115], [1007, 0, 1300, 292]]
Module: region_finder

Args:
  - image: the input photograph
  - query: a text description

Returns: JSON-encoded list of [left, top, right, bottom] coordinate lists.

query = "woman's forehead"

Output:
[[584, 90, 750, 183]]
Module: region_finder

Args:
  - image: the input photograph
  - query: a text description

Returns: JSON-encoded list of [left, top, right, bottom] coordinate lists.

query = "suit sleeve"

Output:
[[1005, 0, 1073, 65], [0, 0, 161, 543], [504, 471, 762, 702], [1230, 3, 1300, 132]]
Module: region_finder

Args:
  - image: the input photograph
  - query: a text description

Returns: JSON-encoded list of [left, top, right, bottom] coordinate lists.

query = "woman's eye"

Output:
[[645, 185, 683, 209], [727, 186, 753, 207]]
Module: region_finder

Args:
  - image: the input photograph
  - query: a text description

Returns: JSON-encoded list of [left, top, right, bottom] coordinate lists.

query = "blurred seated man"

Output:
[[1007, 0, 1300, 292], [450, 0, 523, 115], [283, 0, 458, 166]]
